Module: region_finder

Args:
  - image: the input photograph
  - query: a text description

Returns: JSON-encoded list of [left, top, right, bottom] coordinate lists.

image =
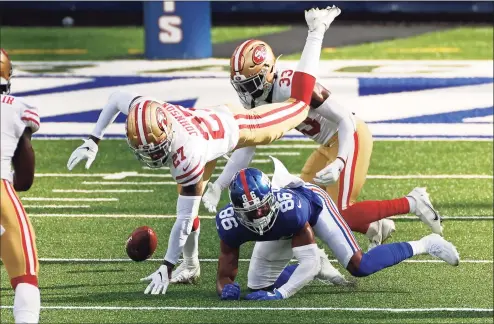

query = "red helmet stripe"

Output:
[[141, 100, 150, 143], [239, 169, 253, 201], [134, 102, 142, 146], [234, 39, 256, 74]]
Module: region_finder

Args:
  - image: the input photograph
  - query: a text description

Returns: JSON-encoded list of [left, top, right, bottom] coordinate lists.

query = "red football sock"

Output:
[[340, 198, 410, 234], [191, 216, 200, 232]]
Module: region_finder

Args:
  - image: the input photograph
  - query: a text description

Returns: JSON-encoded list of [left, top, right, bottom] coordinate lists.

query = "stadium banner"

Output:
[[11, 60, 493, 140], [143, 1, 212, 59]]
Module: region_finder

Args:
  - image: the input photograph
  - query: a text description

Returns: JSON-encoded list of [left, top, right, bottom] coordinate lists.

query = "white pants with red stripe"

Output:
[[247, 185, 361, 289]]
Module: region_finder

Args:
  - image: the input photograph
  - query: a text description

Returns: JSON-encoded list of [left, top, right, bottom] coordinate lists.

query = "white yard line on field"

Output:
[[35, 172, 494, 180], [28, 214, 493, 220], [82, 181, 177, 185], [23, 197, 118, 202], [24, 205, 90, 209], [0, 305, 492, 312], [52, 189, 154, 193], [37, 258, 494, 264]]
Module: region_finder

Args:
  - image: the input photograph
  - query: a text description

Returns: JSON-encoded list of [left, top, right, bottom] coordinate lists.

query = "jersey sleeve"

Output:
[[170, 138, 207, 186], [280, 190, 310, 233], [272, 68, 296, 103], [216, 204, 244, 248], [18, 99, 40, 134]]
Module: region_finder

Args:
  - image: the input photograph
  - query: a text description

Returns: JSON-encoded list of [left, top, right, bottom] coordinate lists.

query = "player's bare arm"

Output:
[[309, 82, 331, 108], [216, 240, 240, 296], [12, 128, 35, 192]]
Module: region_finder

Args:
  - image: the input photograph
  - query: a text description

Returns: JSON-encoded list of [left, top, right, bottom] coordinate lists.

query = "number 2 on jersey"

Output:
[[190, 109, 225, 140]]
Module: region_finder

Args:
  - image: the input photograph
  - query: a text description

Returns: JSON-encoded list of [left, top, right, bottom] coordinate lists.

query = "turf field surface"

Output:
[[1, 26, 492, 61], [0, 139, 492, 323]]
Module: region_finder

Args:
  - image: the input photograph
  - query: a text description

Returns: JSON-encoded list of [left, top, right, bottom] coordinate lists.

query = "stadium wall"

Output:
[[1, 1, 493, 26]]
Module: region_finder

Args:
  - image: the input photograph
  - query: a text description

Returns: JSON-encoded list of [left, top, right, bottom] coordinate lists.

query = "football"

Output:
[[125, 226, 158, 262]]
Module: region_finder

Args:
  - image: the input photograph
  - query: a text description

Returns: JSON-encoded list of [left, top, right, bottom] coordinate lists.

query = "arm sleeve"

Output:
[[164, 195, 202, 265], [276, 243, 321, 299], [91, 90, 141, 139], [314, 97, 357, 163], [215, 146, 257, 190]]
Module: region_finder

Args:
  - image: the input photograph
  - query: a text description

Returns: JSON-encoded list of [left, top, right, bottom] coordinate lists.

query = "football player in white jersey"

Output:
[[202, 40, 443, 252], [1, 49, 41, 323], [67, 6, 342, 296]]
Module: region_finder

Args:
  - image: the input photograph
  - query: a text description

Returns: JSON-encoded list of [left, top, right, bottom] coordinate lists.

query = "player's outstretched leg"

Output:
[[290, 6, 341, 105], [348, 234, 459, 277]]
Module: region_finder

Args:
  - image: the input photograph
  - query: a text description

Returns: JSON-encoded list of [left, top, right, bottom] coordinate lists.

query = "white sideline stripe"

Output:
[[367, 174, 493, 179], [25, 205, 90, 209], [23, 197, 118, 202], [27, 214, 494, 220], [52, 189, 154, 193], [35, 173, 494, 180], [36, 258, 493, 264], [83, 181, 177, 185], [256, 152, 300, 156], [0, 305, 492, 312]]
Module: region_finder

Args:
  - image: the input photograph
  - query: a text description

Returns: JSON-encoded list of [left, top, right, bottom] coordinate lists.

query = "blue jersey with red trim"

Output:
[[216, 186, 323, 248]]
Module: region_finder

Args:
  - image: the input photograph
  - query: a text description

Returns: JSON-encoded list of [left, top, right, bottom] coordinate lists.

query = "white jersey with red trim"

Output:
[[133, 97, 239, 186], [245, 67, 338, 145], [0, 94, 40, 182]]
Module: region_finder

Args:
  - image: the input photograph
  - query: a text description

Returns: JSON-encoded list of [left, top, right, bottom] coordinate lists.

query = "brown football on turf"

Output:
[[125, 226, 158, 262]]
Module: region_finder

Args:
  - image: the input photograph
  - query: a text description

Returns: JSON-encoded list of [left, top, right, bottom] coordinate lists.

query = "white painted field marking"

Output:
[[24, 205, 90, 209], [367, 174, 493, 179], [36, 172, 494, 180], [23, 197, 118, 202], [52, 189, 154, 193], [37, 258, 494, 264], [28, 214, 494, 220], [256, 152, 300, 156], [0, 305, 492, 312], [82, 181, 176, 185]]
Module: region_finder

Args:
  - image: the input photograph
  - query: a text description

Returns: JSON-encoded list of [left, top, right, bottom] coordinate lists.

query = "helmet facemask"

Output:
[[231, 67, 274, 107], [232, 190, 279, 236]]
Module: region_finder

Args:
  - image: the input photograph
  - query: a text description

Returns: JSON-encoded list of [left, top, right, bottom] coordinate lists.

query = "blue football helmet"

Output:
[[229, 168, 279, 235]]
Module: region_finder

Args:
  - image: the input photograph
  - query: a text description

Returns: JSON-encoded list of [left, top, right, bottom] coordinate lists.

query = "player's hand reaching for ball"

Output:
[[67, 137, 99, 170], [220, 282, 241, 300], [141, 265, 170, 295]]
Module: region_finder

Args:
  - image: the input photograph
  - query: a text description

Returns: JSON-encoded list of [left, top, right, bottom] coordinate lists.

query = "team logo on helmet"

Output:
[[252, 45, 267, 65], [156, 106, 168, 132]]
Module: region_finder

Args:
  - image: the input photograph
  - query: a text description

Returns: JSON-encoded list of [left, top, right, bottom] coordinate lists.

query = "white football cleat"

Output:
[[316, 249, 352, 286], [420, 233, 460, 266], [407, 187, 443, 235], [170, 260, 200, 284], [367, 219, 396, 251], [305, 6, 342, 34]]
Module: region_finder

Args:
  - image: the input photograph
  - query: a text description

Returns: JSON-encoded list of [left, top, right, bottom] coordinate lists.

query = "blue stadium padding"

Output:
[[143, 1, 212, 59]]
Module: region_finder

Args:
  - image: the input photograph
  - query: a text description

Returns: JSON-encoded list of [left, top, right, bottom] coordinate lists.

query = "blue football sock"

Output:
[[273, 264, 298, 288], [354, 242, 413, 277]]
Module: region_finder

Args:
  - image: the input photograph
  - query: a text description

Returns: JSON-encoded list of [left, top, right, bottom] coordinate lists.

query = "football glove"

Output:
[[21, 107, 40, 134], [202, 182, 222, 213], [314, 158, 345, 186], [220, 282, 241, 300], [67, 138, 99, 170], [305, 6, 341, 34], [245, 289, 283, 301], [140, 265, 170, 295]]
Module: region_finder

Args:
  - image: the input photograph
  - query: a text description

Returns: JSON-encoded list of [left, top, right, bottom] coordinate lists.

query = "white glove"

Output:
[[21, 107, 41, 134], [314, 158, 345, 186], [202, 182, 222, 213], [140, 265, 170, 295], [67, 138, 99, 170]]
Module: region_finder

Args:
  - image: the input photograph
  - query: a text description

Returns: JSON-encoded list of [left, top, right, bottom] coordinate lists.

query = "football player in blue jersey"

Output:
[[216, 158, 460, 300]]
